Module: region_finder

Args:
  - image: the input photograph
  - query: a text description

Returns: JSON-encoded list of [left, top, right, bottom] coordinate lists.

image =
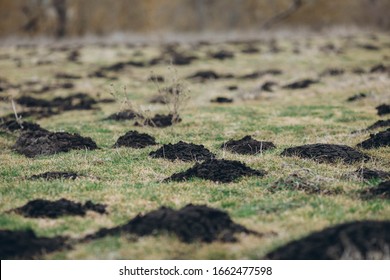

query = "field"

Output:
[[0, 29, 389, 259]]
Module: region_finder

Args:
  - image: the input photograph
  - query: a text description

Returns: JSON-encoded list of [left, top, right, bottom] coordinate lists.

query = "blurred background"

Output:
[[0, 0, 389, 39]]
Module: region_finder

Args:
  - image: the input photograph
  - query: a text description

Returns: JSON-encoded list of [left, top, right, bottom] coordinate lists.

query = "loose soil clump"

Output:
[[0, 120, 46, 132], [355, 168, 390, 181], [265, 221, 390, 259], [283, 79, 318, 89], [136, 114, 181, 128], [187, 70, 233, 81], [222, 136, 276, 155], [12, 198, 107, 218], [150, 141, 215, 162], [281, 144, 369, 164], [210, 97, 233, 103], [104, 110, 140, 121], [29, 172, 79, 180], [365, 119, 390, 130], [210, 50, 234, 60], [0, 229, 68, 259], [165, 159, 266, 183], [357, 129, 390, 149], [114, 131, 157, 148], [361, 181, 390, 199], [85, 204, 259, 243], [14, 130, 98, 158], [346, 93, 367, 102], [376, 104, 390, 116]]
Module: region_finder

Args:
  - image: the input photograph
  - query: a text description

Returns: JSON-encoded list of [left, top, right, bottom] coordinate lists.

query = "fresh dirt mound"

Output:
[[150, 141, 215, 162], [136, 114, 181, 128], [283, 79, 318, 89], [320, 68, 345, 77], [165, 159, 266, 183], [14, 130, 98, 158], [370, 64, 390, 74], [0, 229, 68, 259], [210, 50, 234, 60], [355, 168, 390, 180], [361, 181, 390, 199], [12, 198, 107, 218], [85, 204, 259, 243], [346, 93, 367, 102], [114, 131, 157, 148], [261, 81, 278, 92], [29, 172, 79, 180], [104, 110, 140, 121], [0, 120, 46, 132], [269, 173, 339, 195], [222, 136, 276, 155], [357, 129, 390, 149], [265, 221, 390, 259], [365, 119, 390, 130], [186, 70, 233, 81], [376, 104, 390, 116], [210, 97, 233, 103], [281, 144, 369, 164]]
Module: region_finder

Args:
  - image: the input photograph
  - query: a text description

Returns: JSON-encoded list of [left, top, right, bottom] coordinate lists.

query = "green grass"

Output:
[[0, 30, 390, 259]]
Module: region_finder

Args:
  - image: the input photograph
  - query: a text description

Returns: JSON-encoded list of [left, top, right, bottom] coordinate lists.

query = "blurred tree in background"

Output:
[[0, 0, 389, 38]]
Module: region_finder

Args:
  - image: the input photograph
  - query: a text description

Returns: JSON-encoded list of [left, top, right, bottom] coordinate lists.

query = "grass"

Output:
[[0, 30, 390, 259]]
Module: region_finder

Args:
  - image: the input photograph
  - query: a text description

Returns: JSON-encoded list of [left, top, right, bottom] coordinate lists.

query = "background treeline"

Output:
[[0, 0, 389, 38]]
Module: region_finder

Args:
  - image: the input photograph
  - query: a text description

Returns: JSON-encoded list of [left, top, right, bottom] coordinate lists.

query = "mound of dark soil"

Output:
[[283, 79, 318, 89], [14, 130, 98, 158], [355, 168, 390, 180], [55, 72, 81, 79], [222, 136, 276, 155], [370, 64, 390, 74], [320, 68, 345, 77], [211, 97, 233, 103], [30, 172, 79, 180], [104, 110, 140, 121], [261, 81, 278, 92], [376, 104, 390, 116], [346, 93, 367, 102], [265, 221, 390, 259], [137, 114, 181, 128], [365, 119, 390, 130], [241, 45, 260, 54], [0, 120, 46, 132], [357, 129, 390, 149], [149, 95, 168, 104], [227, 85, 238, 91], [165, 159, 266, 183], [281, 144, 369, 164], [0, 229, 68, 259], [13, 198, 107, 218], [150, 141, 215, 162], [210, 50, 234, 60], [86, 204, 259, 243], [114, 131, 157, 148], [361, 181, 390, 199], [187, 70, 233, 81]]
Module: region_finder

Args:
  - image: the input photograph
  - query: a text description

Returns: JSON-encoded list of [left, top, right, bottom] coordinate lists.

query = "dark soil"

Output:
[[222, 136, 276, 155], [357, 128, 390, 149], [211, 97, 233, 103], [227, 85, 238, 91], [187, 70, 233, 81], [0, 120, 46, 132], [283, 79, 318, 89], [281, 144, 370, 164], [114, 131, 157, 148], [149, 95, 168, 104], [361, 181, 390, 199], [210, 50, 234, 60], [150, 141, 215, 162], [55, 72, 81, 79], [85, 204, 259, 243], [355, 168, 390, 181], [30, 172, 79, 180], [104, 110, 140, 121], [136, 114, 181, 128], [241, 45, 260, 54], [0, 229, 68, 259], [370, 64, 390, 74], [365, 119, 390, 130], [320, 68, 345, 77], [261, 81, 278, 92], [265, 221, 390, 259], [346, 93, 367, 102], [14, 130, 98, 158], [165, 159, 266, 183], [376, 104, 390, 116], [12, 198, 107, 218]]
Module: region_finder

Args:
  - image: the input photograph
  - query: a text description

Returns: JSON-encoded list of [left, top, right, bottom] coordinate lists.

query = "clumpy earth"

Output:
[[210, 97, 233, 103], [265, 221, 390, 259], [150, 141, 215, 162], [104, 110, 139, 121], [29, 171, 79, 180], [0, 229, 68, 259], [136, 114, 181, 128], [114, 131, 157, 148], [13, 130, 98, 158], [0, 120, 46, 132], [281, 144, 370, 164], [361, 181, 390, 199], [355, 168, 390, 180], [376, 104, 390, 116], [365, 119, 390, 130], [221, 135, 276, 155], [283, 79, 318, 89], [85, 204, 259, 243], [346, 93, 367, 102], [12, 198, 107, 218], [165, 159, 266, 183], [357, 128, 390, 149]]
